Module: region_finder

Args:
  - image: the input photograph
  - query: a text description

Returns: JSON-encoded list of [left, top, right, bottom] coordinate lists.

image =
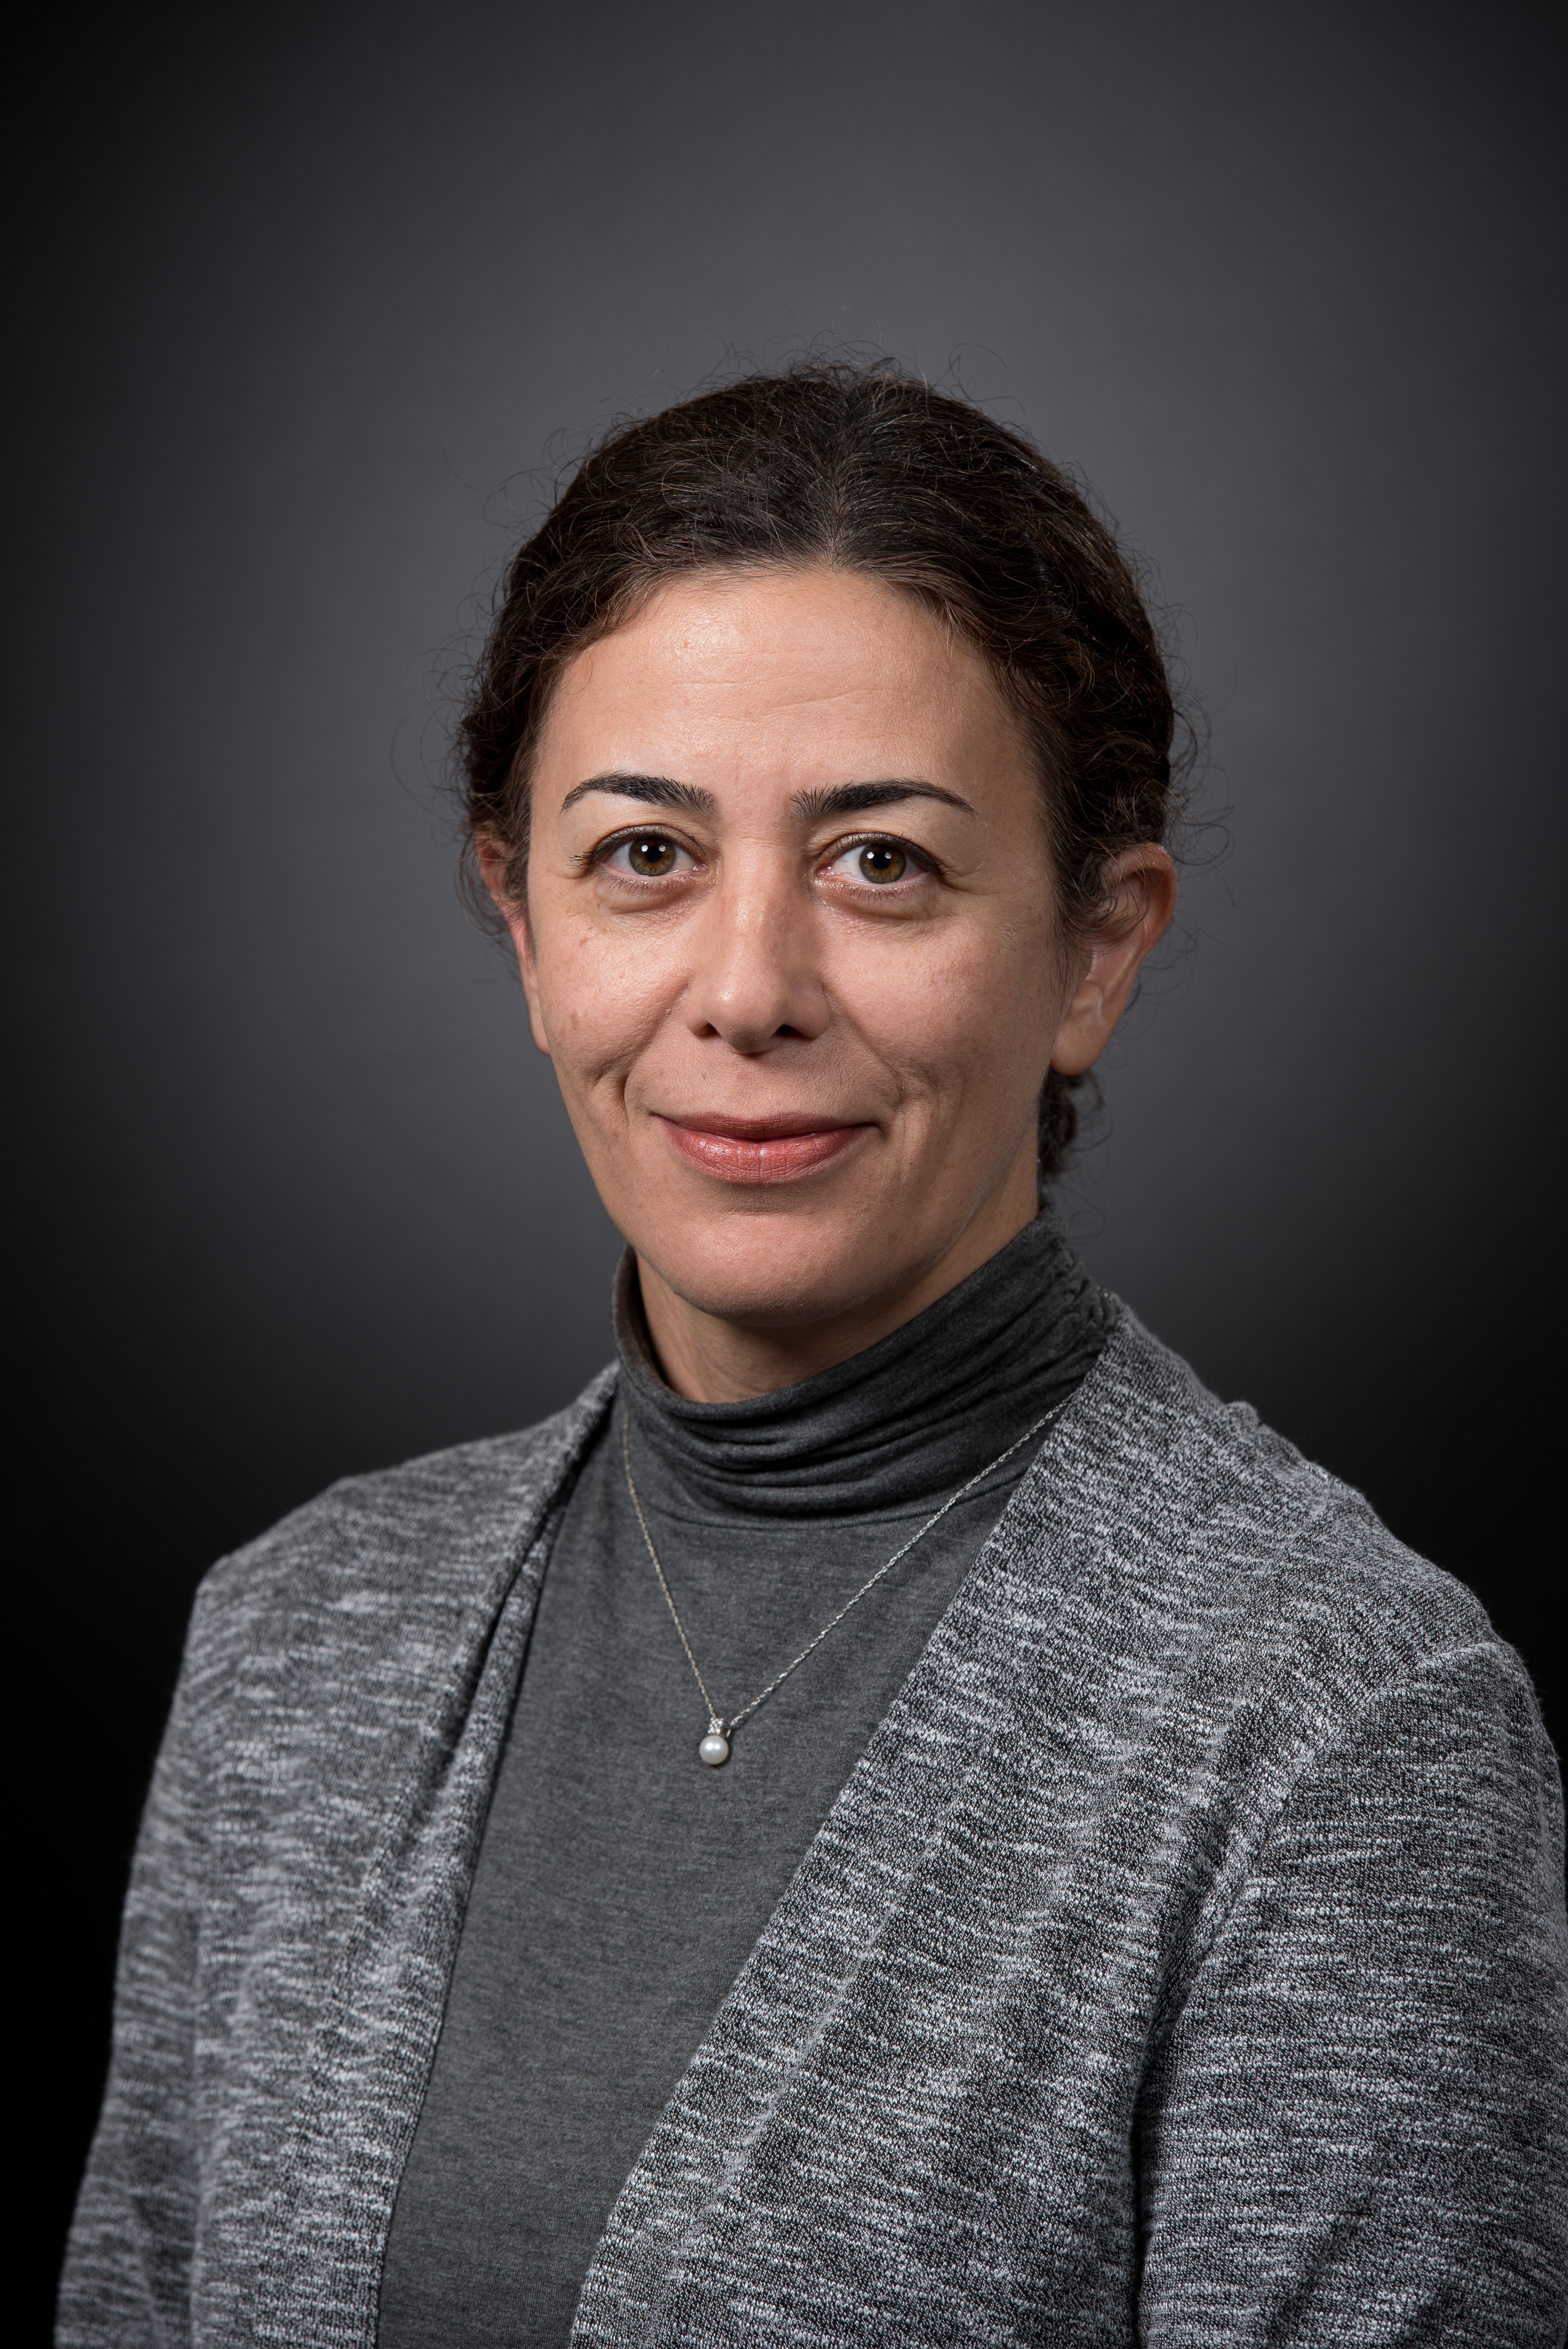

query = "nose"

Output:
[[682, 853, 830, 1052]]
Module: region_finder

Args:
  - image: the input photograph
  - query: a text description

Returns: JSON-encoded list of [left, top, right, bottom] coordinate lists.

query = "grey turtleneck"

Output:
[[377, 1219, 1110, 2348]]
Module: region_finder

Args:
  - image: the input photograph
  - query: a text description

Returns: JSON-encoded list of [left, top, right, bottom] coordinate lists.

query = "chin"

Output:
[[634, 1210, 944, 1330]]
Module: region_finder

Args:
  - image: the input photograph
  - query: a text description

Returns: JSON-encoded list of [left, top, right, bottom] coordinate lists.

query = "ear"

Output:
[[1049, 845, 1178, 1077], [476, 829, 552, 1058]]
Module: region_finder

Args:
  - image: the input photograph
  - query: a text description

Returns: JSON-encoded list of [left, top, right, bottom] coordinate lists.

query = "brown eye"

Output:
[[857, 843, 907, 884], [627, 835, 678, 877]]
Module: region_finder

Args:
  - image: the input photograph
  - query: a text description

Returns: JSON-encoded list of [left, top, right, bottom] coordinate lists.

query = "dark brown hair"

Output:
[[459, 360, 1185, 1174]]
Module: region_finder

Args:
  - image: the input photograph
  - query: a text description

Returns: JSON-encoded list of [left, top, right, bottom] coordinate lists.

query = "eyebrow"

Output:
[[557, 774, 717, 816], [791, 781, 975, 819], [557, 774, 975, 820]]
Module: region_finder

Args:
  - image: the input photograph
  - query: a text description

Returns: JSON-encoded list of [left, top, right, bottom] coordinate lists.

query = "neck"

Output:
[[636, 1168, 1042, 1403]]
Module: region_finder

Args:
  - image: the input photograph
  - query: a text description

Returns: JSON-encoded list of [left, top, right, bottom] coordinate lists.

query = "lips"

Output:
[[655, 1114, 872, 1185]]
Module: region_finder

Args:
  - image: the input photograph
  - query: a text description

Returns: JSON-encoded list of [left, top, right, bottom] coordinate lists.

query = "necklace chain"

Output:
[[622, 1402, 1063, 1763]]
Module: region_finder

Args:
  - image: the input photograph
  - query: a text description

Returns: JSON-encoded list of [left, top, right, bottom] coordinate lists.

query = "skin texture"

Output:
[[482, 566, 1175, 1402]]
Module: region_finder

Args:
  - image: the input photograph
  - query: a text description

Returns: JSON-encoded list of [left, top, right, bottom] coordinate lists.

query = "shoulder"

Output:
[[178, 1367, 618, 1708], [1055, 1308, 1521, 1727], [1006, 1309, 1562, 1937]]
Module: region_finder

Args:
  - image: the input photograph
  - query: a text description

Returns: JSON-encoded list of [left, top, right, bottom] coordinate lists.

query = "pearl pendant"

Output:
[[698, 1722, 731, 1767]]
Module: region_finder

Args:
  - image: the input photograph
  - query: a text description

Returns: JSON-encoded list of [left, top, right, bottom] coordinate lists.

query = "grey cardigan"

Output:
[[59, 1312, 1568, 2345]]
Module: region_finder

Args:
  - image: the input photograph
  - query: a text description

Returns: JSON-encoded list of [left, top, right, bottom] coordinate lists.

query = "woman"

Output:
[[60, 364, 1567, 2346]]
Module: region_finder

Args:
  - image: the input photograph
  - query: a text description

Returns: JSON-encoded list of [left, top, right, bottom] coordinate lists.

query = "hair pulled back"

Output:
[[460, 361, 1181, 1175]]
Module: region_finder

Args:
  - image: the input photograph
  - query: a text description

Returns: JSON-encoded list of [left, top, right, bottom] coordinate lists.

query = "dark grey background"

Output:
[[25, 0, 1563, 2315]]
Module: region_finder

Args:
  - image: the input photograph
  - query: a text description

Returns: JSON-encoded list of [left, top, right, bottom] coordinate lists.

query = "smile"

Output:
[[654, 1114, 873, 1185]]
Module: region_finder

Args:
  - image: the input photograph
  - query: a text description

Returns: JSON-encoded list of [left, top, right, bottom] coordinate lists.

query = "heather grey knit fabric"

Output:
[[58, 1310, 1568, 2346]]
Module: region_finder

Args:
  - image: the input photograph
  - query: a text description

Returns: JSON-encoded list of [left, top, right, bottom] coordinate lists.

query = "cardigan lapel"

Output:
[[250, 1371, 617, 2347]]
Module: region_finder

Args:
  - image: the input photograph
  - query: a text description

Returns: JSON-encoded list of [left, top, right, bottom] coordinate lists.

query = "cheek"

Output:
[[834, 915, 1058, 1096], [529, 911, 672, 1083]]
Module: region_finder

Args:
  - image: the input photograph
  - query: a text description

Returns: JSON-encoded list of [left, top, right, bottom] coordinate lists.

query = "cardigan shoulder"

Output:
[[208, 1362, 617, 1595], [176, 1366, 618, 1732], [1054, 1308, 1533, 1751]]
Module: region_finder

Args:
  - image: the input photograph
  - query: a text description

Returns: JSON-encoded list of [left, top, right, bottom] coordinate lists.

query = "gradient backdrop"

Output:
[[25, 0, 1564, 2308]]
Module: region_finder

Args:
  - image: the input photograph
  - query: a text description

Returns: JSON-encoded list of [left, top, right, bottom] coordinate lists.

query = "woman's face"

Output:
[[495, 566, 1167, 1395]]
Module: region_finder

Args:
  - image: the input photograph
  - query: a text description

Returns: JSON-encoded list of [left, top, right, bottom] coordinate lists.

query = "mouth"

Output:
[[653, 1112, 874, 1185]]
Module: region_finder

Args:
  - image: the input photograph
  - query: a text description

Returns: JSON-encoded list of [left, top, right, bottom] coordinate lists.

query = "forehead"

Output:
[[538, 565, 1020, 786]]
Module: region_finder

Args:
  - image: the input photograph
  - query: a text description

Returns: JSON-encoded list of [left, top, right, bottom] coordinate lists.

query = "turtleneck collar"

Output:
[[613, 1214, 1113, 1524]]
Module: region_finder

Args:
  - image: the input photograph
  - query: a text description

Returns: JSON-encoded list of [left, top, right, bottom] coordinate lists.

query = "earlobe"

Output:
[[1048, 845, 1177, 1077]]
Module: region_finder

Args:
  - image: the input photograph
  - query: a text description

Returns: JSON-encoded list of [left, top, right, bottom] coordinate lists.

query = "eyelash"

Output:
[[587, 827, 938, 888]]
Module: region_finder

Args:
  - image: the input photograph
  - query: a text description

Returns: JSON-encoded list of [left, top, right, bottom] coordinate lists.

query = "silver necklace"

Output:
[[622, 1404, 1062, 1767]]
